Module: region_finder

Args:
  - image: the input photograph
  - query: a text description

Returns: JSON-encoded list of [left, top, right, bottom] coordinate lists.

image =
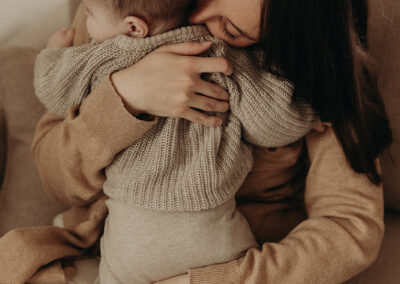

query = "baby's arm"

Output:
[[32, 77, 157, 206], [210, 47, 314, 148], [34, 34, 100, 117]]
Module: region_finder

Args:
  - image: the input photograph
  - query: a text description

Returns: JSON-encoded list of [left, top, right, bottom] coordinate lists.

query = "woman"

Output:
[[32, 0, 391, 283]]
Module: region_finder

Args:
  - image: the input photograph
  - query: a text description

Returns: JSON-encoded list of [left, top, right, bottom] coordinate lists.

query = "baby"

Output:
[[34, 0, 314, 283]]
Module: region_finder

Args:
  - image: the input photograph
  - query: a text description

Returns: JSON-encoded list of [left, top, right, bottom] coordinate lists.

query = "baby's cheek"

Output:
[[86, 19, 98, 39], [86, 20, 116, 42], [86, 20, 92, 35]]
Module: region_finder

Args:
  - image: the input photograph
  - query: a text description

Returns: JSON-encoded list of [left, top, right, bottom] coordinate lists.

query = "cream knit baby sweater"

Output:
[[35, 25, 314, 212]]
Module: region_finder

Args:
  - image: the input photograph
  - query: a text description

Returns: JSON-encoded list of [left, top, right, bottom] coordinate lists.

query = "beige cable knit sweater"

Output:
[[34, 25, 314, 212]]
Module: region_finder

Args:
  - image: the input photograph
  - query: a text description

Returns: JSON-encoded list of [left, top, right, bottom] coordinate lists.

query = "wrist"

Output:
[[110, 72, 143, 117]]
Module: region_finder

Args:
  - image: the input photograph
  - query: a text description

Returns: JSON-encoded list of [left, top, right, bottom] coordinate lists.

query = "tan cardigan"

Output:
[[0, 5, 384, 284]]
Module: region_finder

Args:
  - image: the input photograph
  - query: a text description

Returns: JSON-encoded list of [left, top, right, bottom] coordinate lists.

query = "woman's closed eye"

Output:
[[222, 18, 238, 40], [222, 28, 235, 39]]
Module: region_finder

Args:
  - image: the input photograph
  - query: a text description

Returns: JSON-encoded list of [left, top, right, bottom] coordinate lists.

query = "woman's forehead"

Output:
[[195, 0, 262, 36], [230, 0, 262, 38]]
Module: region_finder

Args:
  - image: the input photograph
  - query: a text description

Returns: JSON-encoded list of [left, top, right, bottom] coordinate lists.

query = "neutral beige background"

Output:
[[0, 0, 76, 49]]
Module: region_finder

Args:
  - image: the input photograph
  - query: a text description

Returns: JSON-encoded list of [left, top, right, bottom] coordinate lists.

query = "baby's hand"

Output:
[[47, 28, 75, 48]]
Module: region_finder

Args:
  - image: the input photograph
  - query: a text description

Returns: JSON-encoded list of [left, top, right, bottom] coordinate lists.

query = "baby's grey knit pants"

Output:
[[99, 198, 258, 284]]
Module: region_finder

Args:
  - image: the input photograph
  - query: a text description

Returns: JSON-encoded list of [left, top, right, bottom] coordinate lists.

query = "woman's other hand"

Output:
[[111, 42, 233, 127], [154, 273, 189, 284], [47, 28, 75, 48]]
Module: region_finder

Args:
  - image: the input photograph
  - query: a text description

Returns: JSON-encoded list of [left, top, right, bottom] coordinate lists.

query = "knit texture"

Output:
[[34, 25, 314, 212]]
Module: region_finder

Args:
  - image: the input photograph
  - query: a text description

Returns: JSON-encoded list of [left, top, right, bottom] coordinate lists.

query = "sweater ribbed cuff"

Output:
[[189, 260, 241, 284], [79, 75, 157, 153]]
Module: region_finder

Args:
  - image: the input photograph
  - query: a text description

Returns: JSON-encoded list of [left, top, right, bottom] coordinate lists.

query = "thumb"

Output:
[[155, 41, 212, 56]]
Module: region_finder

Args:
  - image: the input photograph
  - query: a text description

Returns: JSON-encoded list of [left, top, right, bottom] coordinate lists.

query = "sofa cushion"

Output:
[[0, 0, 73, 50], [369, 0, 400, 211], [0, 47, 65, 236]]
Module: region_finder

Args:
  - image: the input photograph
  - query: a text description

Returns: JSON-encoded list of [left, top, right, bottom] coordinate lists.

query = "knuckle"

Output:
[[179, 92, 191, 104], [174, 106, 186, 115], [221, 102, 230, 112], [182, 57, 195, 71], [205, 116, 217, 126], [196, 115, 206, 124], [216, 87, 227, 98], [176, 78, 194, 95], [206, 101, 216, 111], [212, 117, 222, 126], [182, 76, 195, 89]]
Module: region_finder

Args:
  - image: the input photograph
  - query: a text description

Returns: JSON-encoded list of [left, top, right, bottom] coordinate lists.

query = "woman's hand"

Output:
[[154, 273, 189, 284], [111, 42, 233, 127]]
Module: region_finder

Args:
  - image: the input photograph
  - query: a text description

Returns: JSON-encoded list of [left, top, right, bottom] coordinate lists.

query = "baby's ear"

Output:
[[124, 16, 149, 38]]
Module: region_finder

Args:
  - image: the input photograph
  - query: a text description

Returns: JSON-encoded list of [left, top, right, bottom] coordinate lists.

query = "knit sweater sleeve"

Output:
[[211, 48, 315, 148], [34, 42, 101, 117], [32, 76, 157, 206], [189, 127, 384, 283]]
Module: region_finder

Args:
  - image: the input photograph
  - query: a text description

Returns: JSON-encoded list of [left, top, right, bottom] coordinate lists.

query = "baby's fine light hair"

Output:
[[103, 0, 195, 35]]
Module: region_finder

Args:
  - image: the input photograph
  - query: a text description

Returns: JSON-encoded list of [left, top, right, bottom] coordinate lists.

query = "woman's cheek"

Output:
[[228, 38, 257, 48], [86, 19, 100, 40]]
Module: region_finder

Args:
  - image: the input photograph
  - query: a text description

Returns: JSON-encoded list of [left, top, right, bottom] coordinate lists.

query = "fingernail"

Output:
[[200, 41, 211, 46]]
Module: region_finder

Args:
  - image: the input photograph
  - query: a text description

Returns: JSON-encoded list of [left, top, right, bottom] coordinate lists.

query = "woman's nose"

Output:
[[189, 10, 205, 24]]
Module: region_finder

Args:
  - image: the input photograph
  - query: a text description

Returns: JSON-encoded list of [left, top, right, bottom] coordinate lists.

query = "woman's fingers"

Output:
[[189, 92, 230, 113], [181, 108, 223, 127], [193, 79, 230, 101], [156, 41, 212, 56], [112, 41, 232, 123], [191, 56, 233, 75], [156, 42, 233, 75]]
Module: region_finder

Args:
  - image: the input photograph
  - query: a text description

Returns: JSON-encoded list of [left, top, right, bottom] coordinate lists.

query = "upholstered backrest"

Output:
[[369, 0, 400, 210], [0, 0, 75, 49]]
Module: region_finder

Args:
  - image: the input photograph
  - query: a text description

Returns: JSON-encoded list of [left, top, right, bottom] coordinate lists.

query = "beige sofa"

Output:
[[0, 0, 399, 283]]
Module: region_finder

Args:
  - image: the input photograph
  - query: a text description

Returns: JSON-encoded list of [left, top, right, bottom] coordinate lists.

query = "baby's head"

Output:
[[83, 0, 195, 42]]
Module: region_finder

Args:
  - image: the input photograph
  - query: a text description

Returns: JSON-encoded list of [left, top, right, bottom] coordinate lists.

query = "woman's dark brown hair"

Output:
[[258, 0, 392, 185]]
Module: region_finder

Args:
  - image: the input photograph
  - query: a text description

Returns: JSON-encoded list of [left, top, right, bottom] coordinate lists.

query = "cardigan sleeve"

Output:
[[188, 127, 384, 284], [210, 48, 315, 148], [31, 76, 157, 207]]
